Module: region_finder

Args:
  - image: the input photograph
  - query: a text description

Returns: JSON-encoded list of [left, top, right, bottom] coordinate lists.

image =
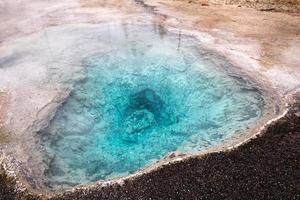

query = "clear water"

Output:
[[40, 24, 264, 188]]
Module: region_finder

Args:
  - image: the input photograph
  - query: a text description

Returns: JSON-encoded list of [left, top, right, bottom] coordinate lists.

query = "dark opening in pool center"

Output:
[[124, 88, 174, 134], [38, 24, 264, 188]]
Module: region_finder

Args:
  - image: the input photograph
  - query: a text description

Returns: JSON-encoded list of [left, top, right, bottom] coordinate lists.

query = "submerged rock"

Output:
[[124, 109, 155, 134]]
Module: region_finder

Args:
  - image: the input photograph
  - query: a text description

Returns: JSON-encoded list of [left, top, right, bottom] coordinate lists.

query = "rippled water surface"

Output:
[[39, 23, 264, 188]]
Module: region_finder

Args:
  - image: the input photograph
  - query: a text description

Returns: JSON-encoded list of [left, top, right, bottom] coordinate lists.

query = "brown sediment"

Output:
[[0, 91, 7, 122], [0, 91, 11, 144], [0, 128, 10, 145], [227, 0, 300, 13]]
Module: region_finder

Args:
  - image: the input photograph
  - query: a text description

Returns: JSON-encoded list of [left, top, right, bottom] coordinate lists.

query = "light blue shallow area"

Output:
[[40, 24, 264, 188]]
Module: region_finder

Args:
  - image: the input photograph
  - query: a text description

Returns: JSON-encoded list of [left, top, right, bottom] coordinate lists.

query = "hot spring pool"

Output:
[[36, 23, 264, 188]]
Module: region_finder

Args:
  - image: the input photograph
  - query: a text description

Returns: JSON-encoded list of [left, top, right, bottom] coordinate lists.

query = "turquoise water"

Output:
[[40, 24, 264, 188]]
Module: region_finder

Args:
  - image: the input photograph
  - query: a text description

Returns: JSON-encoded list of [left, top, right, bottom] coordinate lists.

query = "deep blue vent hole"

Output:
[[124, 88, 175, 134]]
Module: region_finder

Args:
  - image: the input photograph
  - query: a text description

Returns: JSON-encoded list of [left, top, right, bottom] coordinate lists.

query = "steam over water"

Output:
[[31, 23, 265, 188]]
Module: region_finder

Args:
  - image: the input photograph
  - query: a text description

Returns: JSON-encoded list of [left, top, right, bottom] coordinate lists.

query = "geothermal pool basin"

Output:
[[35, 23, 265, 189], [1, 22, 267, 190]]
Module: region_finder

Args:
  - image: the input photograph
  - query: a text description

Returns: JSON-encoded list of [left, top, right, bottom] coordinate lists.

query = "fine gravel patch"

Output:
[[1, 94, 299, 199]]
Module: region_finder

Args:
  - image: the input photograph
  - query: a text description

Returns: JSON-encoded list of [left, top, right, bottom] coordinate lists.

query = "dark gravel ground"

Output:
[[1, 95, 299, 200]]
